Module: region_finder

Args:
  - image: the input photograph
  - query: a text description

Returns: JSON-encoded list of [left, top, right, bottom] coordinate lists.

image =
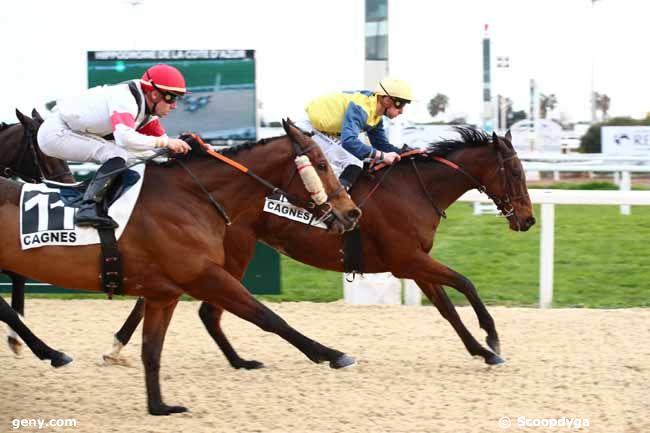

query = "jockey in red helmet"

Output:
[[38, 64, 193, 228]]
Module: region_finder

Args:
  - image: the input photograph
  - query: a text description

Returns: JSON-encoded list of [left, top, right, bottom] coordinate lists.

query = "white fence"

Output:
[[473, 154, 650, 216], [344, 189, 650, 308]]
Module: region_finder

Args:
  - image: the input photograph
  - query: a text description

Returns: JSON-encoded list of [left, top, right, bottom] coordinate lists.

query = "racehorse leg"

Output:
[[198, 302, 264, 369], [102, 297, 145, 365], [416, 281, 503, 365], [0, 296, 72, 367], [186, 267, 355, 369], [7, 271, 26, 355], [142, 297, 186, 416], [408, 253, 502, 361]]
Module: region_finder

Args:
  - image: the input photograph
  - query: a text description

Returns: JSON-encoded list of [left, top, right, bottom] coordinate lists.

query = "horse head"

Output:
[[485, 129, 535, 231], [14, 109, 74, 183], [282, 118, 361, 233]]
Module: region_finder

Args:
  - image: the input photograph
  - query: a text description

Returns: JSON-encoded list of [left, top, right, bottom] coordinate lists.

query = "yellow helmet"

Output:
[[375, 76, 413, 103]]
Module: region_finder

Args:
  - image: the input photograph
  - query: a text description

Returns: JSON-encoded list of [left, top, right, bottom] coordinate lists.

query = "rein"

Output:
[[176, 133, 334, 224], [427, 151, 521, 220], [368, 148, 521, 221]]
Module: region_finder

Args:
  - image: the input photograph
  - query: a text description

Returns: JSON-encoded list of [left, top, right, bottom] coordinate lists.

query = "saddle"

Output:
[[43, 170, 140, 299], [343, 146, 424, 278], [43, 169, 141, 209]]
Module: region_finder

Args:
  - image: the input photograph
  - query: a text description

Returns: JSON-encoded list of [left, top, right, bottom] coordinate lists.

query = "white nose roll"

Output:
[[295, 155, 327, 205]]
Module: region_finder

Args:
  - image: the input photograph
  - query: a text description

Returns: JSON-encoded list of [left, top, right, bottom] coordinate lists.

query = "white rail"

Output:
[[459, 189, 650, 308]]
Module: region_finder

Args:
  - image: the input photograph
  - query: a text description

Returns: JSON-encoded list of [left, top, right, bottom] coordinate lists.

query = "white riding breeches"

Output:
[[38, 112, 130, 164], [295, 119, 363, 178]]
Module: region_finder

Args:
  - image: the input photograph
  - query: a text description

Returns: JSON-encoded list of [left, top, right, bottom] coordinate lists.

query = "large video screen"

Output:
[[87, 50, 256, 143]]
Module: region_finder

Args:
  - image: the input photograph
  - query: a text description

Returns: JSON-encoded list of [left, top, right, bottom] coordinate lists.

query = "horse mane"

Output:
[[0, 122, 13, 132], [425, 126, 492, 157], [217, 135, 283, 156], [161, 134, 286, 166]]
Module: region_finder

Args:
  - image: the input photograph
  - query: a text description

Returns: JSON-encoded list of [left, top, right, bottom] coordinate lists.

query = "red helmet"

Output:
[[140, 64, 187, 95]]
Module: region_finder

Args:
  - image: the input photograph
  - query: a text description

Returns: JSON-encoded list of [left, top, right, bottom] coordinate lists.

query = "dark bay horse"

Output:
[[0, 120, 361, 415], [1, 109, 74, 363], [104, 127, 535, 369]]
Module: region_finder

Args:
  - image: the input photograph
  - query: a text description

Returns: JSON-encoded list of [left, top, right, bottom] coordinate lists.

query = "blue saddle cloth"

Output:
[[45, 169, 141, 208]]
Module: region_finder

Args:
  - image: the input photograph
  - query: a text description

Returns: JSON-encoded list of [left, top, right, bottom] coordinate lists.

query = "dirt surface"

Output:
[[2, 299, 649, 433]]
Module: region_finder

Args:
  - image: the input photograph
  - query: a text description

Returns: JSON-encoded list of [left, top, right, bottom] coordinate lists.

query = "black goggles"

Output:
[[391, 97, 410, 108], [146, 71, 181, 104], [160, 91, 180, 104], [378, 81, 410, 109]]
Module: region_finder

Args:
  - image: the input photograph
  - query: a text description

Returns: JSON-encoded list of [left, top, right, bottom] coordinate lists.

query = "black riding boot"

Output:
[[74, 157, 126, 229], [339, 165, 362, 191]]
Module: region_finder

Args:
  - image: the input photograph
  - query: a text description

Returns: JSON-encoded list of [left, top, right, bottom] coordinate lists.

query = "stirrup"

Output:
[[75, 210, 119, 229]]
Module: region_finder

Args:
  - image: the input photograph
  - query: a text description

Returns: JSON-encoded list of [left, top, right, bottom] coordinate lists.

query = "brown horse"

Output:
[[103, 127, 535, 369], [0, 119, 361, 415], [1, 109, 74, 364]]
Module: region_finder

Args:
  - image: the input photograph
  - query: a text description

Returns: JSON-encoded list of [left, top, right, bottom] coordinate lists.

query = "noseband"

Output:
[[284, 138, 346, 218], [491, 150, 523, 221], [176, 132, 344, 225], [428, 146, 523, 223]]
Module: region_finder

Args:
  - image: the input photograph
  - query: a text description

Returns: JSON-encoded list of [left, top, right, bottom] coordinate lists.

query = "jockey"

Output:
[[299, 76, 412, 190], [38, 64, 193, 229]]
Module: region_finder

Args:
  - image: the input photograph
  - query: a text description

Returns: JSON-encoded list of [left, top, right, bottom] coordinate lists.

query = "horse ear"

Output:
[[31, 109, 44, 123], [504, 130, 514, 149], [492, 131, 498, 143], [15, 109, 29, 125]]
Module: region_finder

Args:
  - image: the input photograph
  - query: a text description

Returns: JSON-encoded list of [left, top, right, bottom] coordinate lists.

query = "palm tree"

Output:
[[594, 92, 610, 121], [539, 93, 558, 119], [427, 93, 449, 118]]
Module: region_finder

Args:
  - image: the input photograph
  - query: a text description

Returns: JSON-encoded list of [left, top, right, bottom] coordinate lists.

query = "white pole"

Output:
[[403, 280, 422, 306], [539, 203, 555, 308], [620, 171, 631, 215]]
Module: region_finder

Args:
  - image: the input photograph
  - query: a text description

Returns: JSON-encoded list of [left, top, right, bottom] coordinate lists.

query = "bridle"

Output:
[[417, 141, 524, 223], [1, 123, 73, 183], [174, 132, 346, 225], [282, 138, 347, 223]]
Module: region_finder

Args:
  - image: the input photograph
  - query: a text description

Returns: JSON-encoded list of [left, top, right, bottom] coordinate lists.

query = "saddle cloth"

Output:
[[19, 164, 145, 250]]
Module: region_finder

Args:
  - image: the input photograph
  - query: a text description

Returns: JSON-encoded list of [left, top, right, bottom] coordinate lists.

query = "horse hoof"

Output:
[[149, 404, 188, 416], [101, 354, 133, 367], [486, 336, 501, 355], [7, 336, 23, 355], [485, 353, 506, 366], [329, 354, 356, 369], [51, 352, 73, 368], [234, 360, 265, 370]]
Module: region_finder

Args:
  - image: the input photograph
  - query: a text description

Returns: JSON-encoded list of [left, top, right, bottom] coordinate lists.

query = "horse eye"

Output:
[[512, 169, 522, 178], [317, 163, 327, 172]]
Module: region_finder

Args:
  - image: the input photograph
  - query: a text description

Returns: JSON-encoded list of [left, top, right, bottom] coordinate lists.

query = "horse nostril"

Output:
[[348, 208, 362, 221], [526, 216, 536, 226]]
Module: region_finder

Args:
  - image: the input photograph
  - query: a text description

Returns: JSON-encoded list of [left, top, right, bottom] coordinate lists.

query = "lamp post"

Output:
[[496, 55, 510, 132], [482, 24, 493, 132], [590, 0, 602, 123]]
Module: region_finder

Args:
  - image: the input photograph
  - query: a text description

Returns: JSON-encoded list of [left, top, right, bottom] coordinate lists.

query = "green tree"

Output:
[[427, 93, 449, 118], [508, 110, 527, 128], [503, 97, 526, 128], [580, 116, 650, 153]]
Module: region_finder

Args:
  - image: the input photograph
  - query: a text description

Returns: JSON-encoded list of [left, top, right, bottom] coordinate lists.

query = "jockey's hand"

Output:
[[167, 138, 191, 154], [383, 151, 401, 165]]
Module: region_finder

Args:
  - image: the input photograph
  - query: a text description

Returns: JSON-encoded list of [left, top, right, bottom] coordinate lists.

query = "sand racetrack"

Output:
[[2, 299, 649, 433]]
